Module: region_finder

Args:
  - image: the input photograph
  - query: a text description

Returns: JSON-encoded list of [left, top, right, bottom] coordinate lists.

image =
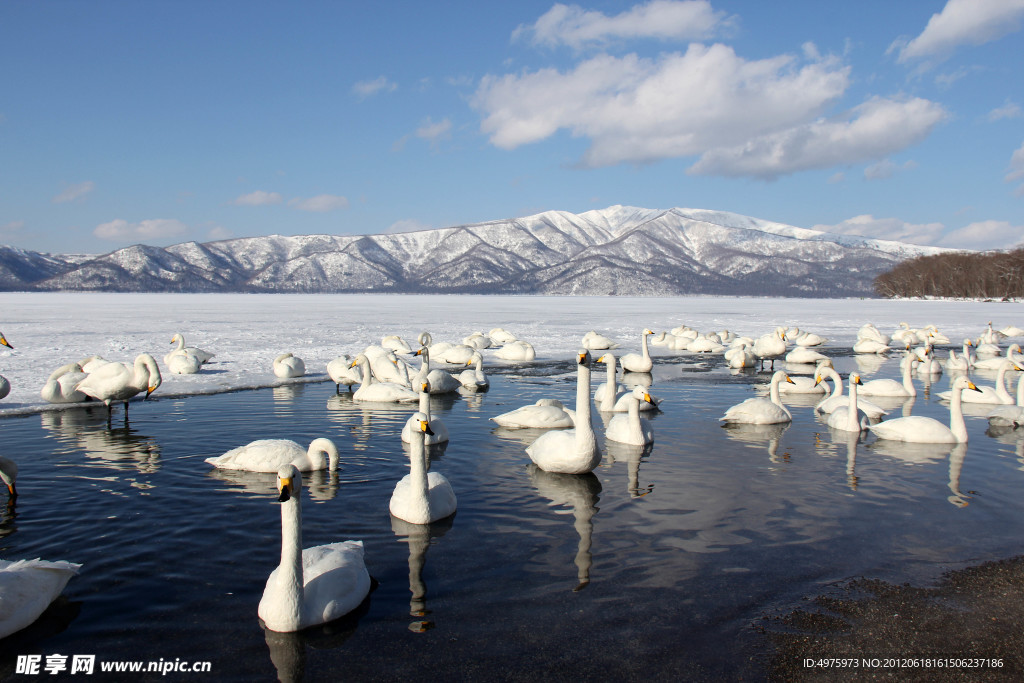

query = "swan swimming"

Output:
[[273, 353, 306, 379], [605, 386, 656, 445], [411, 346, 461, 394], [75, 353, 162, 419], [205, 438, 340, 473], [491, 398, 575, 430], [858, 354, 918, 398], [619, 329, 654, 373], [826, 373, 871, 433], [868, 376, 982, 444], [390, 413, 457, 524], [401, 380, 450, 445], [0, 557, 82, 640], [458, 352, 489, 392], [987, 374, 1024, 427], [350, 354, 418, 403], [595, 353, 658, 412], [526, 350, 600, 474], [258, 464, 371, 632], [937, 360, 1022, 404], [721, 371, 795, 425], [813, 367, 888, 418]]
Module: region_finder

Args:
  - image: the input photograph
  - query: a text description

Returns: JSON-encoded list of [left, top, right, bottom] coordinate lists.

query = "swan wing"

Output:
[[0, 559, 81, 639], [205, 439, 304, 472], [867, 416, 955, 443]]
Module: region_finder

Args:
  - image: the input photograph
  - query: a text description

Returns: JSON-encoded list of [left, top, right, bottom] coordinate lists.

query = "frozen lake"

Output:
[[1, 293, 1023, 680]]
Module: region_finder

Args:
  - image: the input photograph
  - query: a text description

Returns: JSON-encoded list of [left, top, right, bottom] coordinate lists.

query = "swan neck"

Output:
[[576, 362, 592, 431], [409, 430, 430, 507], [418, 390, 431, 418], [641, 333, 650, 359], [1016, 374, 1024, 406], [949, 383, 969, 442], [769, 375, 783, 407], [279, 494, 304, 616], [847, 381, 859, 431]]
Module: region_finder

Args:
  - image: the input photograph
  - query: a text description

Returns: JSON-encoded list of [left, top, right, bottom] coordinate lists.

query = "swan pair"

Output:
[[349, 354, 418, 403], [937, 360, 1022, 404]]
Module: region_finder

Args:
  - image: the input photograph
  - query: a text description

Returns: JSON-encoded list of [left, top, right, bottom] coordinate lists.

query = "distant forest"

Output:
[[874, 248, 1024, 299]]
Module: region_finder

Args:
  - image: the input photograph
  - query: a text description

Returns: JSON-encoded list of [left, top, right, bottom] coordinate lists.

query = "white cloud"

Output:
[[233, 190, 282, 206], [385, 219, 433, 234], [813, 215, 946, 246], [53, 181, 95, 204], [894, 0, 1024, 64], [864, 158, 918, 180], [416, 117, 452, 144], [513, 0, 730, 49], [352, 76, 397, 99], [474, 44, 852, 170], [1007, 141, 1024, 196], [288, 194, 349, 212], [988, 100, 1022, 121], [689, 96, 946, 180], [0, 220, 25, 237], [94, 218, 188, 242], [939, 221, 1024, 250]]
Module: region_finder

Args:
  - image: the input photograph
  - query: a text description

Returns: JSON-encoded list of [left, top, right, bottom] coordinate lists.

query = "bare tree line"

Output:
[[874, 248, 1024, 299]]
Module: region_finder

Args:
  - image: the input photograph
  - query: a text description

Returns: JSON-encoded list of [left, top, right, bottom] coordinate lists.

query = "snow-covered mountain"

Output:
[[1, 206, 949, 296]]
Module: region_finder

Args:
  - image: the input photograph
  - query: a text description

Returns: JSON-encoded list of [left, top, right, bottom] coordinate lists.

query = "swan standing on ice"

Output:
[[205, 438, 340, 472], [75, 353, 162, 421], [721, 371, 795, 425], [753, 328, 787, 369], [41, 362, 89, 403], [327, 355, 361, 393], [619, 329, 654, 373], [868, 376, 982, 443], [258, 464, 371, 632], [402, 380, 449, 445], [458, 352, 489, 391], [349, 354, 418, 403], [605, 386, 656, 445], [273, 353, 306, 379], [491, 398, 576, 429], [391, 413, 457, 524], [527, 350, 600, 474], [165, 333, 214, 366], [826, 374, 871, 433]]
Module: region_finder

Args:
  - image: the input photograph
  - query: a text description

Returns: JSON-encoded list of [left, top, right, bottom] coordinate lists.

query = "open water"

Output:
[[2, 348, 1024, 680]]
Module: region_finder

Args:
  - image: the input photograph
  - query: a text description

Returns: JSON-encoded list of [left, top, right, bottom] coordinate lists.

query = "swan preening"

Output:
[[205, 438, 340, 473], [527, 350, 600, 474], [1, 455, 16, 499], [41, 362, 89, 403], [258, 464, 371, 632], [390, 413, 457, 524]]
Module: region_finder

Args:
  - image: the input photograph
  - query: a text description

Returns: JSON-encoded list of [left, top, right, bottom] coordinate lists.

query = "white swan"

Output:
[[813, 367, 888, 418], [853, 338, 890, 354], [972, 343, 1024, 370], [41, 362, 89, 403], [79, 355, 111, 373], [491, 398, 576, 429], [0, 557, 82, 640], [165, 333, 214, 366], [75, 353, 162, 418], [595, 354, 658, 412], [205, 438, 340, 472], [945, 339, 975, 372], [390, 412, 457, 524], [462, 331, 492, 349], [273, 353, 306, 378], [0, 332, 10, 399], [258, 464, 370, 633], [495, 340, 536, 361], [350, 354, 418, 403], [938, 360, 1022, 404], [438, 343, 477, 365], [362, 345, 412, 386], [858, 354, 918, 397], [792, 329, 828, 347], [401, 380, 449, 445], [779, 359, 832, 394], [753, 327, 788, 369], [488, 327, 518, 344], [857, 323, 890, 345], [868, 376, 982, 443], [326, 355, 361, 392], [458, 351, 488, 391], [987, 374, 1024, 427], [581, 330, 618, 350], [605, 386, 655, 445], [410, 347, 461, 394], [381, 334, 411, 354], [826, 373, 870, 432], [721, 371, 795, 424], [619, 329, 654, 373], [527, 350, 600, 474], [785, 346, 829, 364], [1, 455, 16, 499], [168, 350, 202, 375]]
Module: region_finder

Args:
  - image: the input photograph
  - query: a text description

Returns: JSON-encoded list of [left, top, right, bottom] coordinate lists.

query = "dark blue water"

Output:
[[3, 351, 1024, 681]]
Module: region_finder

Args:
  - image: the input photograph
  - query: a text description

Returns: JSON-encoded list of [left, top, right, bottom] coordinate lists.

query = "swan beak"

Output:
[[4, 482, 15, 499], [642, 392, 654, 405], [784, 375, 795, 384], [853, 376, 862, 385], [596, 355, 606, 363], [421, 382, 429, 393], [813, 375, 823, 386], [966, 381, 982, 393], [277, 476, 293, 502], [420, 420, 434, 436], [349, 360, 358, 368], [145, 385, 158, 399], [415, 348, 424, 357], [0, 334, 12, 349]]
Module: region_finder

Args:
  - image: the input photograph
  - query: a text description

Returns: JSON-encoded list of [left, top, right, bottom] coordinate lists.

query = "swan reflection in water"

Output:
[[263, 596, 372, 683], [206, 467, 342, 501], [987, 422, 1024, 470], [605, 441, 654, 498], [325, 394, 417, 452], [818, 430, 862, 491], [527, 464, 601, 591], [868, 439, 969, 507], [721, 422, 790, 463], [390, 514, 455, 633], [40, 408, 161, 474]]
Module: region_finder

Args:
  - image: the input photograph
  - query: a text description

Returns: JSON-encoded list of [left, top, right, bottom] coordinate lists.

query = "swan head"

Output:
[[631, 385, 654, 405], [0, 333, 12, 349], [596, 353, 615, 365], [421, 380, 431, 394], [577, 349, 592, 367], [642, 329, 654, 335], [850, 373, 862, 386], [418, 331, 432, 347], [0, 456, 17, 499], [408, 411, 434, 436], [276, 464, 302, 502]]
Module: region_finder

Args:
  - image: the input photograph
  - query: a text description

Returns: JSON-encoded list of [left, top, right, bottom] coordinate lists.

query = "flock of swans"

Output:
[[6, 317, 1024, 641]]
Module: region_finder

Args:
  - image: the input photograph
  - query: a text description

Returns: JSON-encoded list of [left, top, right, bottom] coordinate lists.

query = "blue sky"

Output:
[[2, 0, 1022, 255]]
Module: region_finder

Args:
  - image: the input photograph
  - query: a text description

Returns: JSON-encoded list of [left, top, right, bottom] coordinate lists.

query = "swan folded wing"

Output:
[[0, 559, 81, 639], [492, 404, 574, 428], [526, 429, 583, 473], [868, 416, 956, 443], [204, 439, 304, 472], [722, 398, 790, 424], [298, 542, 371, 627]]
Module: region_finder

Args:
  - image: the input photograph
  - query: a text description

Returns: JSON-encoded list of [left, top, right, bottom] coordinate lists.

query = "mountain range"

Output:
[[0, 206, 948, 296]]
